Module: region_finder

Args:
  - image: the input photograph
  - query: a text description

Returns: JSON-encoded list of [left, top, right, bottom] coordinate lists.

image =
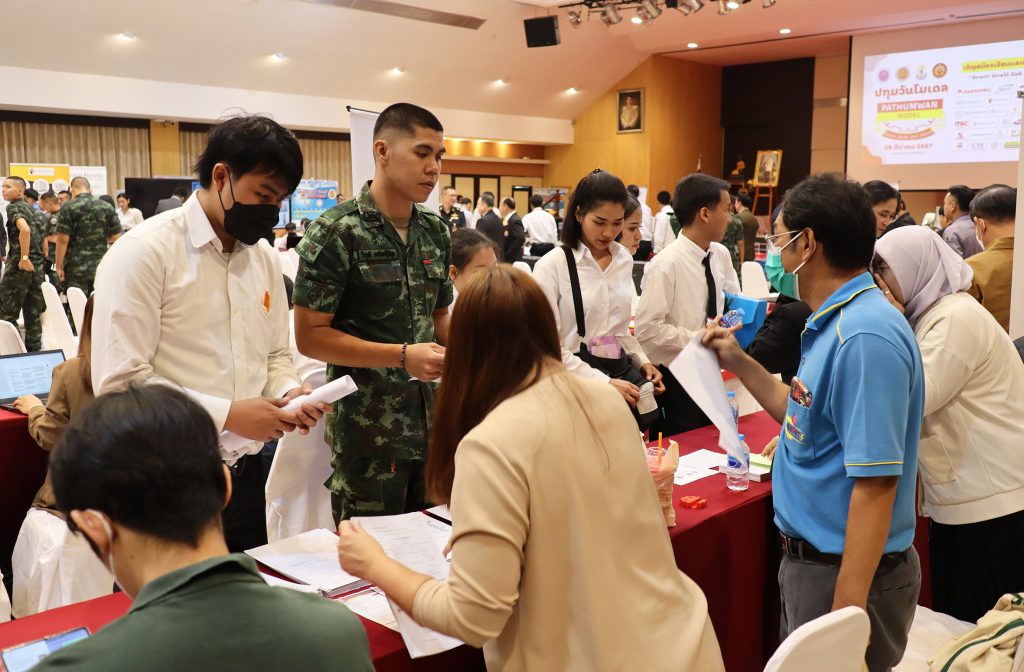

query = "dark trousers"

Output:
[[330, 457, 428, 523], [651, 365, 712, 436], [930, 508, 1024, 623], [222, 453, 269, 553], [779, 546, 921, 672], [634, 240, 652, 262], [529, 242, 555, 257]]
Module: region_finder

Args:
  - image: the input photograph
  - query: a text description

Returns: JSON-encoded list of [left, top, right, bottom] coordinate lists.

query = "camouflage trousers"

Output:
[[329, 456, 428, 523], [63, 271, 95, 298], [0, 267, 45, 351]]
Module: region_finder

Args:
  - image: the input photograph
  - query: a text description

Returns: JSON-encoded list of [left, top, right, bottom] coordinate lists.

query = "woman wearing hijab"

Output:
[[874, 226, 1024, 622]]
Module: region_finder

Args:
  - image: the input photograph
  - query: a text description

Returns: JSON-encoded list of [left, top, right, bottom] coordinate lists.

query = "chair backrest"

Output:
[[512, 261, 533, 276], [0, 321, 26, 355], [763, 606, 870, 672], [39, 282, 77, 359], [742, 261, 771, 299], [66, 287, 88, 335]]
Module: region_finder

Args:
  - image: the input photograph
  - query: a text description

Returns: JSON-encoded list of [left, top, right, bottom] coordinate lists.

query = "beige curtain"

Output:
[[179, 131, 351, 197], [0, 121, 150, 195], [179, 129, 208, 178]]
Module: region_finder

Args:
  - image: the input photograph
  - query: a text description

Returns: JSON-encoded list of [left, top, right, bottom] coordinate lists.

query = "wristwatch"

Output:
[[21, 256, 28, 261]]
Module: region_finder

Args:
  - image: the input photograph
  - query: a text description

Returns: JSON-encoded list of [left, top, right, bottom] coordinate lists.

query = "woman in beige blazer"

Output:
[[337, 265, 724, 672]]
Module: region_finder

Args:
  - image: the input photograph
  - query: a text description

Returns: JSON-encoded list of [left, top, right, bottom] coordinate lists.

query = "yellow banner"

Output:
[[876, 110, 946, 122], [961, 57, 1024, 73], [8, 163, 71, 195]]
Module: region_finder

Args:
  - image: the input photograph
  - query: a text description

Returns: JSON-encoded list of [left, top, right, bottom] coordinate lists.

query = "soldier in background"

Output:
[[38, 191, 63, 287], [438, 185, 465, 232], [0, 176, 45, 350], [294, 102, 452, 522], [54, 176, 122, 296]]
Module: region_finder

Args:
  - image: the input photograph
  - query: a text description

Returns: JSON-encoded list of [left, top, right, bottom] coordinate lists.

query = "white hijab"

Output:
[[874, 226, 974, 325]]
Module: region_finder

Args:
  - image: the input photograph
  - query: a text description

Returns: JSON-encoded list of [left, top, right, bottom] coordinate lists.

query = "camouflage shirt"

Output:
[[5, 198, 44, 267], [53, 193, 121, 278], [722, 214, 744, 274], [293, 185, 453, 464]]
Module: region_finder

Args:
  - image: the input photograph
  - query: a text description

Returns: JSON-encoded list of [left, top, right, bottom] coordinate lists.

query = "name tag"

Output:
[[353, 248, 399, 263]]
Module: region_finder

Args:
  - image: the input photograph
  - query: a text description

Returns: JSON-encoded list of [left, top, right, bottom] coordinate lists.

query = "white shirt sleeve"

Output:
[[653, 214, 675, 255], [531, 252, 610, 383], [634, 261, 700, 365], [92, 237, 235, 430]]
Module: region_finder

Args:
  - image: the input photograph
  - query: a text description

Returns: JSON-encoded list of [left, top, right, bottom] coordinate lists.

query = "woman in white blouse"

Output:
[[874, 225, 1024, 622], [532, 169, 663, 407], [115, 192, 144, 230]]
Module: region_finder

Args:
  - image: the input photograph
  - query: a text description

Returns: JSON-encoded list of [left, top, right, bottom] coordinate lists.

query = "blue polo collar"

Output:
[[805, 272, 879, 332]]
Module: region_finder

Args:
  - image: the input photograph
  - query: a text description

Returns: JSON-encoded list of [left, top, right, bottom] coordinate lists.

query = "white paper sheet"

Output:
[[677, 448, 728, 472], [673, 466, 719, 486], [245, 529, 367, 597], [220, 376, 358, 454], [260, 572, 323, 594], [341, 590, 400, 632], [666, 336, 741, 459], [425, 505, 451, 522], [354, 513, 463, 658]]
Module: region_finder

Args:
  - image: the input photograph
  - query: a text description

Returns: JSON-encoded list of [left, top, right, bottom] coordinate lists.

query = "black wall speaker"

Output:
[[524, 16, 560, 48]]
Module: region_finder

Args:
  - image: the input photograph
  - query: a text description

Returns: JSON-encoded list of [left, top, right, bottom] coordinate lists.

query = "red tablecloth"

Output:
[[0, 409, 48, 581]]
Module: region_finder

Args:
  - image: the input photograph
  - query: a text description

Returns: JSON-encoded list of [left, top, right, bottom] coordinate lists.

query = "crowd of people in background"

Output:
[[0, 99, 1020, 672]]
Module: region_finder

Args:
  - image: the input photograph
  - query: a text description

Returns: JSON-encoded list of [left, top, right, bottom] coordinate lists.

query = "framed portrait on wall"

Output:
[[753, 150, 783, 187], [616, 88, 644, 134]]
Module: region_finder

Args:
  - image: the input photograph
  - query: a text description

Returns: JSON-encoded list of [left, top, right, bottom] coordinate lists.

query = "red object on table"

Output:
[[0, 409, 48, 579]]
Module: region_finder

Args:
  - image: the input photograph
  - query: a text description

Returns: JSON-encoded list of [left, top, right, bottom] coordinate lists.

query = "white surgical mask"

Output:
[[85, 509, 124, 594]]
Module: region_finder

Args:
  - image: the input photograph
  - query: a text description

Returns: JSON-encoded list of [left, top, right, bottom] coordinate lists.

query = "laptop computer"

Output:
[[0, 349, 67, 412]]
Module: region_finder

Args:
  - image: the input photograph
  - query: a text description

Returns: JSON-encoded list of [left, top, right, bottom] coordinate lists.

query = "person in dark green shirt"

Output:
[[33, 385, 374, 672], [293, 103, 452, 522]]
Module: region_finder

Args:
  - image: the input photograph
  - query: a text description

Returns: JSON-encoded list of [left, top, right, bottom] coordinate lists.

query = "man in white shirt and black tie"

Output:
[[522, 194, 558, 257], [91, 115, 328, 552], [636, 173, 740, 434]]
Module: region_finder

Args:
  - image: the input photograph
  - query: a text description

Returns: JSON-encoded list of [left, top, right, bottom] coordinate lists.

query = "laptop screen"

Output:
[[0, 350, 67, 404]]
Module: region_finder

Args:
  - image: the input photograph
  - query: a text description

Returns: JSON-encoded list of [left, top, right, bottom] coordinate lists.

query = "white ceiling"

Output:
[[6, 0, 1023, 123]]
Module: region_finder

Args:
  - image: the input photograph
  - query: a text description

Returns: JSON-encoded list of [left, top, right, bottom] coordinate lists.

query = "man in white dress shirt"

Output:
[[652, 190, 677, 255], [626, 185, 653, 261], [91, 115, 327, 552], [636, 173, 740, 434], [522, 194, 559, 257]]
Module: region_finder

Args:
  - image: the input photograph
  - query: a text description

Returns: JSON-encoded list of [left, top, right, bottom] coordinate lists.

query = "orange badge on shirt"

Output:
[[263, 290, 271, 313]]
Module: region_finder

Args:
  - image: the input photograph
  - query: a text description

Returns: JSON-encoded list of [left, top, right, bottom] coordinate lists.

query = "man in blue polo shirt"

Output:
[[704, 172, 923, 671]]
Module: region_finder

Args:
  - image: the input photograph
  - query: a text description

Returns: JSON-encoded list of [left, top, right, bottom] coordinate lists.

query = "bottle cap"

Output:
[[727, 391, 736, 398]]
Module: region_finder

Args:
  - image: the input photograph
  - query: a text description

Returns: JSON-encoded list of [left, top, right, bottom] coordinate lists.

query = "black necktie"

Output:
[[702, 253, 717, 320]]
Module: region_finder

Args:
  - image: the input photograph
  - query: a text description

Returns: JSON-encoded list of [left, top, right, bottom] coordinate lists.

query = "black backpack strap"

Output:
[[562, 245, 586, 340]]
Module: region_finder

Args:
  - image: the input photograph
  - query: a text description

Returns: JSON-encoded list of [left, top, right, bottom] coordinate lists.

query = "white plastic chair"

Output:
[[264, 368, 335, 542], [66, 287, 88, 335], [742, 261, 771, 299], [11, 508, 114, 618], [764, 606, 870, 672], [40, 282, 78, 359], [0, 320, 26, 355], [513, 261, 533, 276]]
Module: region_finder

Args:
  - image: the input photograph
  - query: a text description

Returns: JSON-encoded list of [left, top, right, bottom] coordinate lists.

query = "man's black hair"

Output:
[[529, 194, 543, 209], [737, 193, 752, 209], [781, 173, 876, 272], [656, 190, 672, 206], [194, 114, 304, 195], [947, 185, 975, 213], [970, 184, 1016, 223], [672, 173, 729, 227], [372, 102, 443, 140], [52, 385, 227, 547], [24, 187, 39, 201], [501, 197, 516, 209], [480, 192, 495, 208], [173, 186, 190, 199], [626, 184, 640, 198]]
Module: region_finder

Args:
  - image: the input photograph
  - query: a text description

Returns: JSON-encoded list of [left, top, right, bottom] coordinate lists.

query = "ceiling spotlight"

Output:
[[118, 31, 136, 41], [567, 87, 580, 94], [271, 51, 286, 61], [496, 78, 508, 86], [390, 66, 404, 75], [762, 0, 776, 6], [637, 0, 662, 23], [631, 15, 643, 24], [676, 0, 705, 14], [717, 0, 730, 14], [687, 42, 699, 48], [601, 4, 622, 26], [567, 9, 583, 28], [779, 27, 791, 34], [726, 1, 741, 9]]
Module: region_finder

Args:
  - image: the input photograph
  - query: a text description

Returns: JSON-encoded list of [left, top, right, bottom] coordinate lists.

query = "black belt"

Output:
[[780, 533, 909, 571]]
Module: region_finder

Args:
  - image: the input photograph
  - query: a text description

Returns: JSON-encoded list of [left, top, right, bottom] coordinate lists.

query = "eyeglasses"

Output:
[[765, 229, 802, 254]]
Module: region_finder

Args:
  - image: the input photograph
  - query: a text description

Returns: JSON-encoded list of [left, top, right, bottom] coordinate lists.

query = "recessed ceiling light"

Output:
[[631, 15, 643, 24], [687, 42, 699, 48], [271, 51, 286, 61], [567, 87, 579, 95], [496, 78, 508, 86], [779, 27, 792, 34], [390, 66, 404, 75], [118, 31, 136, 41], [726, 1, 740, 9]]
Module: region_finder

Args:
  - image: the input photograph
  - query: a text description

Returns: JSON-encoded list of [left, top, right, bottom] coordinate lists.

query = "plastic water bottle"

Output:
[[726, 434, 750, 492], [727, 391, 739, 430]]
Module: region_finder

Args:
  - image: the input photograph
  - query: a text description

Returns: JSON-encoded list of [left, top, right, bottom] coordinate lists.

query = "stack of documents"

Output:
[[246, 528, 368, 597]]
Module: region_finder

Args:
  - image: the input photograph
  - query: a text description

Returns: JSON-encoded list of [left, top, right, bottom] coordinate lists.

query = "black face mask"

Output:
[[219, 174, 280, 245]]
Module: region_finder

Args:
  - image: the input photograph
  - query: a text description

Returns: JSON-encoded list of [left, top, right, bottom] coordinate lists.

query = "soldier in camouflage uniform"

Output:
[[294, 103, 452, 522], [37, 191, 63, 287], [0, 176, 45, 351], [54, 176, 121, 296]]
